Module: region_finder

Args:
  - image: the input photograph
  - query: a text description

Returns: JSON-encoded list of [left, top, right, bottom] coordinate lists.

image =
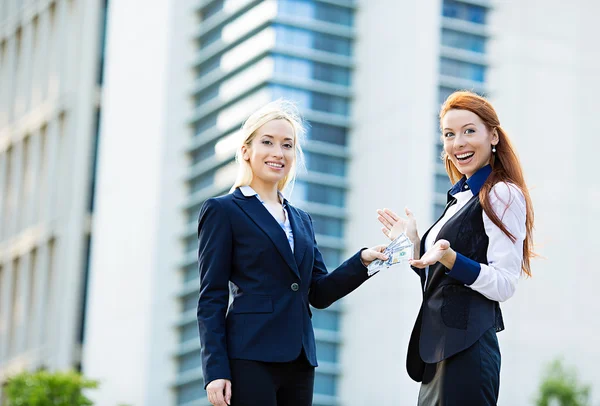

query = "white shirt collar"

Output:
[[239, 186, 286, 206]]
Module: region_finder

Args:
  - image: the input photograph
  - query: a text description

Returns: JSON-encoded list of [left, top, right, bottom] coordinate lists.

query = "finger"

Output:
[[225, 381, 232, 405], [380, 210, 398, 225], [383, 208, 400, 221], [214, 391, 227, 406], [377, 215, 393, 229], [207, 392, 215, 405], [381, 227, 392, 239], [405, 207, 414, 217], [409, 259, 426, 269]]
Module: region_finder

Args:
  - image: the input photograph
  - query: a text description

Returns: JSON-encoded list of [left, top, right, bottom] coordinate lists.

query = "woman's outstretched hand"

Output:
[[377, 207, 419, 244]]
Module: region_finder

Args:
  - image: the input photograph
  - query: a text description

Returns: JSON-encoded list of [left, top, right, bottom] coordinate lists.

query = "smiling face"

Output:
[[241, 119, 296, 188], [441, 109, 499, 179]]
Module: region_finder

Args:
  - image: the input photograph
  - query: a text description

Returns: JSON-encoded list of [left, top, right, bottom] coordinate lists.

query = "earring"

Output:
[[492, 145, 497, 153]]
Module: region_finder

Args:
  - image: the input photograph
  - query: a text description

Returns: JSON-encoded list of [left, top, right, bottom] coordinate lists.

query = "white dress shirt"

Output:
[[239, 185, 295, 252], [424, 181, 526, 302]]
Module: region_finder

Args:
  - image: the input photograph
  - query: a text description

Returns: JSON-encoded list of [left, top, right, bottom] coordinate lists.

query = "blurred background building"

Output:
[[1, 0, 599, 405]]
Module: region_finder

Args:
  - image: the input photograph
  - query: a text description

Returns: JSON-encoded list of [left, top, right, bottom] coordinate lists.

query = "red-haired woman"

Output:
[[378, 90, 535, 405]]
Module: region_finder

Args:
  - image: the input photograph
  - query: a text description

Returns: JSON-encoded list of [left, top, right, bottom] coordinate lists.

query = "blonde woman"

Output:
[[197, 100, 387, 406]]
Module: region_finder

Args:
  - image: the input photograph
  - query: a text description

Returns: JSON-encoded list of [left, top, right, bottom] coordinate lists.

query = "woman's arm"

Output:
[[197, 199, 233, 388]]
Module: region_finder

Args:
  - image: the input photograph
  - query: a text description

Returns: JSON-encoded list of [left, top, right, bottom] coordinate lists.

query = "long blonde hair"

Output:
[[231, 99, 306, 193]]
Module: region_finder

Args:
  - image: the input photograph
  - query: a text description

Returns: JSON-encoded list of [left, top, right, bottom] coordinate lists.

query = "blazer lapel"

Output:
[[286, 204, 308, 268], [233, 189, 300, 278]]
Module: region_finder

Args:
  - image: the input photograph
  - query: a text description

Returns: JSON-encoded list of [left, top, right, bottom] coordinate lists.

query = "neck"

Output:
[[249, 179, 280, 204]]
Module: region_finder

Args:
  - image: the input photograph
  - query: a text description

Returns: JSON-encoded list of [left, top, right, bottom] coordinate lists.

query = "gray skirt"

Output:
[[418, 327, 501, 406]]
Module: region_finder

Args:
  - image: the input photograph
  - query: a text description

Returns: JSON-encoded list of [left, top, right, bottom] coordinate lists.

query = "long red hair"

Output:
[[440, 91, 535, 277]]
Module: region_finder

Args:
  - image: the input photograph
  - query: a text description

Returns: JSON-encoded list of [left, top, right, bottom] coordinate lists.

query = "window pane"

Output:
[[195, 84, 219, 107], [177, 380, 205, 405], [178, 350, 201, 373], [305, 183, 345, 206], [271, 85, 349, 115], [190, 172, 215, 194], [202, 0, 224, 21], [435, 173, 451, 194], [180, 322, 198, 344], [316, 341, 338, 363], [195, 114, 217, 136], [442, 0, 487, 24], [275, 25, 351, 56], [198, 56, 221, 77], [311, 214, 344, 237], [182, 292, 197, 312], [184, 264, 198, 283], [279, 1, 353, 26], [202, 28, 222, 48], [433, 203, 447, 219], [273, 55, 350, 86], [311, 309, 340, 331], [441, 29, 486, 53], [319, 247, 342, 268], [306, 152, 346, 176], [192, 141, 216, 165], [308, 123, 347, 145], [314, 372, 337, 396], [440, 57, 485, 82]]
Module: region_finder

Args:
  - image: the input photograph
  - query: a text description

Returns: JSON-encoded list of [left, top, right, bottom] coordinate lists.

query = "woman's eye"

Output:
[[444, 132, 454, 138], [262, 140, 272, 145], [464, 128, 475, 134], [283, 143, 293, 149]]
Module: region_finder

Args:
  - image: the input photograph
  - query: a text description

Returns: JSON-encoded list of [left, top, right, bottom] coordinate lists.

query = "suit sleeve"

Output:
[[197, 198, 232, 387], [307, 214, 371, 309]]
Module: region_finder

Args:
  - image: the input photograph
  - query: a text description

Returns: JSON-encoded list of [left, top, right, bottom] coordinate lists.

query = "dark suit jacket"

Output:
[[197, 188, 370, 387]]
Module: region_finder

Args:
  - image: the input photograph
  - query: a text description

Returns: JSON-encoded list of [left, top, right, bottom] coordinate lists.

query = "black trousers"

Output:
[[418, 327, 501, 406], [229, 352, 315, 406]]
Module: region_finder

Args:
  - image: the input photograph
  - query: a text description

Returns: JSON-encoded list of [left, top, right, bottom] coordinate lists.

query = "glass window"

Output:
[[195, 85, 220, 107], [434, 142, 444, 163], [316, 341, 338, 363], [279, 1, 353, 26], [202, 0, 224, 21], [435, 173, 451, 194], [305, 152, 346, 176], [271, 85, 349, 115], [202, 28, 222, 48], [304, 183, 345, 206], [319, 247, 342, 268], [275, 25, 352, 56], [180, 322, 198, 343], [273, 55, 350, 86], [308, 123, 347, 145], [440, 57, 485, 82], [433, 203, 446, 219], [311, 214, 344, 237], [192, 141, 216, 165], [184, 264, 198, 283], [182, 292, 197, 312], [177, 380, 205, 405], [438, 86, 456, 105], [311, 309, 340, 331], [190, 172, 215, 194], [195, 114, 217, 136], [198, 55, 221, 78], [178, 350, 201, 373], [441, 29, 486, 53], [442, 0, 487, 24], [314, 372, 337, 396]]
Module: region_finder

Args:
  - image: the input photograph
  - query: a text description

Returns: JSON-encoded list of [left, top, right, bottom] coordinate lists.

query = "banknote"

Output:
[[367, 233, 414, 276]]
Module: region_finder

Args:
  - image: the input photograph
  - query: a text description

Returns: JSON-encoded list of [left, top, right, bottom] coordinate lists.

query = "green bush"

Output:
[[4, 370, 98, 406], [536, 359, 591, 406]]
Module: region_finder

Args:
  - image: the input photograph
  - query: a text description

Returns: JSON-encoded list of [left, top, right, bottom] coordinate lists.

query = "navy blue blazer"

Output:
[[197, 188, 370, 387]]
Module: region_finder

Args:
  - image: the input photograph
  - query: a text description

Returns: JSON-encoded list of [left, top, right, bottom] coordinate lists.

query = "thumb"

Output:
[[405, 207, 414, 217], [438, 239, 450, 249], [225, 380, 232, 405]]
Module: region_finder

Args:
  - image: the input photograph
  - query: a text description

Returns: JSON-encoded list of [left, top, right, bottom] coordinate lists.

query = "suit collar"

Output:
[[449, 164, 492, 196], [232, 187, 306, 277]]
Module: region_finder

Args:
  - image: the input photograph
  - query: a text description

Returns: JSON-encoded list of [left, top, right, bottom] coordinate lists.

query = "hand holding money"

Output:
[[367, 233, 414, 276]]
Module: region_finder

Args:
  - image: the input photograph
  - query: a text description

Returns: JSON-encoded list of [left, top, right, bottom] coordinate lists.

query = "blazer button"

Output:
[[291, 283, 299, 292]]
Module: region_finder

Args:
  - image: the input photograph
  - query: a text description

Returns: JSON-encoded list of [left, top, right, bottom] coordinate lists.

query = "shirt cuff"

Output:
[[445, 253, 481, 285]]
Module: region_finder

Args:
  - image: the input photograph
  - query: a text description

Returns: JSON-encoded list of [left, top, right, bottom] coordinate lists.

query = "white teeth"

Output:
[[456, 152, 474, 159], [266, 162, 283, 168]]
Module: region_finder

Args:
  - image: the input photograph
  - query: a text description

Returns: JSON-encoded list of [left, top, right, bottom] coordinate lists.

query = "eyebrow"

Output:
[[261, 134, 294, 142], [442, 123, 476, 131]]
